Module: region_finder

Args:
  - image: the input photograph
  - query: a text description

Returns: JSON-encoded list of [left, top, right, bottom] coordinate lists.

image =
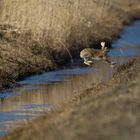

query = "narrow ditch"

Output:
[[0, 20, 140, 137]]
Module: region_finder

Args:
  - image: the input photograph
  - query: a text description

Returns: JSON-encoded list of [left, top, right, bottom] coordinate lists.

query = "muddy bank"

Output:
[[0, 26, 56, 89], [0, 0, 140, 89], [2, 58, 140, 140]]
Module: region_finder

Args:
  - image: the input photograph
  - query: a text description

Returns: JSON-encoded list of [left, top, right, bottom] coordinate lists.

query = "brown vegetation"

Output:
[[0, 1, 140, 139], [2, 58, 140, 140], [0, 0, 140, 87]]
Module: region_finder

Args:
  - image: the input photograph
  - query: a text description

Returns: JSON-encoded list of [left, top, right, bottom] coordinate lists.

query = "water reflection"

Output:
[[0, 63, 113, 136], [112, 20, 140, 47], [0, 20, 140, 137]]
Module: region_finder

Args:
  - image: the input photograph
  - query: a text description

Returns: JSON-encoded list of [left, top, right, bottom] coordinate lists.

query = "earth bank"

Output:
[[2, 59, 140, 140], [0, 0, 140, 89]]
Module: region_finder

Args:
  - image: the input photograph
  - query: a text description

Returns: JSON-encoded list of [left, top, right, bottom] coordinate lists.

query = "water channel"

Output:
[[0, 20, 140, 137]]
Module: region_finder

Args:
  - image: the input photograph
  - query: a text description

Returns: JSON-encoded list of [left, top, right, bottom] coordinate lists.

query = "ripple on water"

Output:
[[0, 20, 140, 137]]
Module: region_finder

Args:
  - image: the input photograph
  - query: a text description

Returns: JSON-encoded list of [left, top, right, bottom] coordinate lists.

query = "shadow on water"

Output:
[[0, 20, 140, 137]]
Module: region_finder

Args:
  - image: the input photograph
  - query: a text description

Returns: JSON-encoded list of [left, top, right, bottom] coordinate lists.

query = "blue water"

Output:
[[20, 67, 95, 84], [112, 21, 140, 47], [0, 20, 140, 137]]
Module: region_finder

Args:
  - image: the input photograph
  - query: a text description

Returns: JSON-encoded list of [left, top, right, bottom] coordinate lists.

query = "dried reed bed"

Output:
[[0, 0, 140, 88], [1, 0, 138, 48]]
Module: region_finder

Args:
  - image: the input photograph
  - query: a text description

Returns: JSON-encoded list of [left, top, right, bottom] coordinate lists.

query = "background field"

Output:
[[0, 0, 140, 88], [0, 0, 140, 139]]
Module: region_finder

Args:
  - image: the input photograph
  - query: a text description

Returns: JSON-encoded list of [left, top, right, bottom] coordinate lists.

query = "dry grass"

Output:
[[1, 1, 140, 138], [1, 0, 140, 49], [2, 59, 140, 140], [0, 0, 140, 88]]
